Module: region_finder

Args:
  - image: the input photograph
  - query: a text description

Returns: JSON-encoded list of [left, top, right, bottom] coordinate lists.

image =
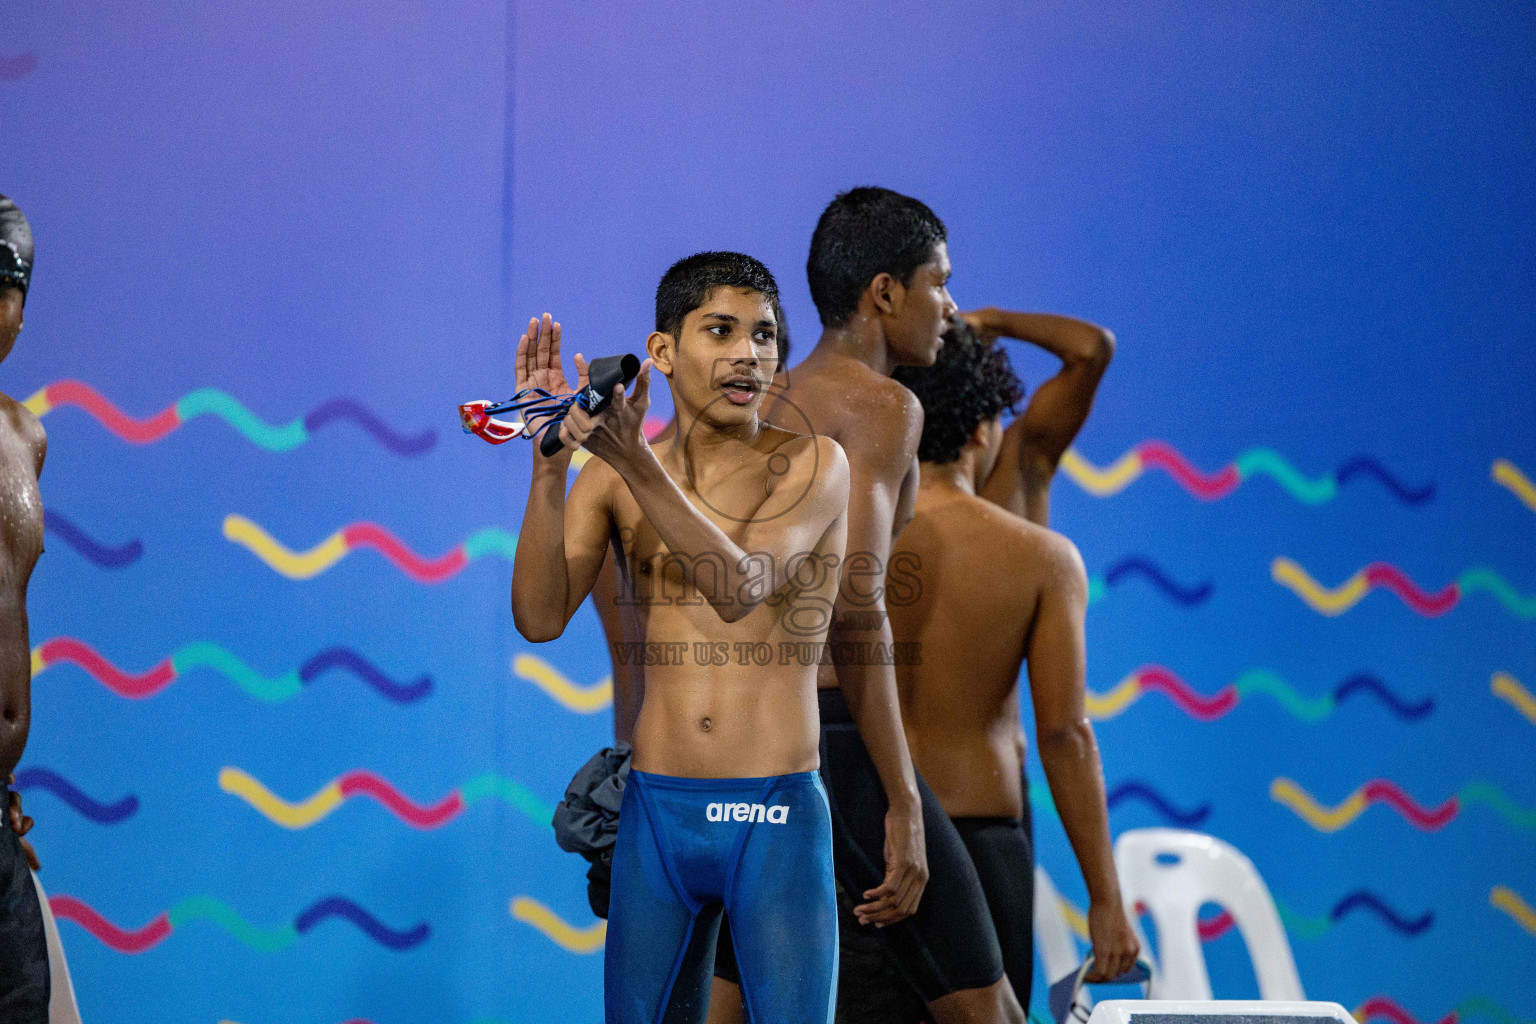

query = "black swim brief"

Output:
[[0, 793, 49, 1023], [953, 812, 1036, 1010]]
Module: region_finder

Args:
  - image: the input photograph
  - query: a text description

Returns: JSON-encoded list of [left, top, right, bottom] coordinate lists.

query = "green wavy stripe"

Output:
[[1087, 576, 1107, 606], [1234, 449, 1337, 504], [170, 642, 302, 701], [1029, 781, 1056, 816], [166, 896, 298, 952], [463, 529, 518, 561], [1234, 670, 1335, 721], [1456, 569, 1536, 619], [461, 774, 554, 827], [175, 389, 309, 452], [1274, 900, 1330, 939], [1457, 996, 1534, 1024], [1458, 782, 1536, 828]]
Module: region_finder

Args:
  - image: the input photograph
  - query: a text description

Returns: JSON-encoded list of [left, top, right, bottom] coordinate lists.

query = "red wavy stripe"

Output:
[[49, 896, 172, 952], [1199, 910, 1236, 941], [1136, 667, 1240, 721], [338, 772, 465, 829], [37, 637, 176, 698], [1137, 441, 1242, 500], [1361, 780, 1459, 830], [44, 381, 181, 443], [340, 524, 469, 584], [1361, 564, 1460, 617], [1357, 996, 1457, 1024]]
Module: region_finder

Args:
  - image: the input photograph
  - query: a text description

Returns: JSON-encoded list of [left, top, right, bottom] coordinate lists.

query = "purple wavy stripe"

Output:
[[1332, 891, 1434, 935], [302, 399, 437, 457], [1335, 457, 1435, 505], [293, 896, 429, 950], [297, 648, 433, 703], [1108, 781, 1211, 826], [43, 510, 143, 569], [1104, 557, 1213, 606], [13, 767, 138, 824], [1333, 674, 1435, 720]]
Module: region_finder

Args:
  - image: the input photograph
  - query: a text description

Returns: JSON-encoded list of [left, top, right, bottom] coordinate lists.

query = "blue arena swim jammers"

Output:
[[605, 769, 837, 1024]]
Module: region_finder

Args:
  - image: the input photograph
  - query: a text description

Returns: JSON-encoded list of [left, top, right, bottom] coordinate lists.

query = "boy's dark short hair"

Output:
[[806, 187, 946, 329], [0, 195, 34, 300], [894, 322, 1024, 464], [656, 251, 780, 340]]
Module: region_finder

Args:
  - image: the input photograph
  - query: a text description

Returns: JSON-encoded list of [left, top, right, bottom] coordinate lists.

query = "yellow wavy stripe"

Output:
[[510, 896, 607, 953], [1493, 459, 1536, 513], [1493, 672, 1536, 727], [29, 647, 43, 677], [22, 388, 51, 416], [1491, 885, 1536, 936], [1270, 777, 1367, 832], [1060, 448, 1144, 497], [1085, 673, 1143, 720], [514, 654, 613, 713], [222, 514, 349, 580], [217, 766, 344, 829], [1271, 557, 1370, 615], [1058, 895, 1090, 940]]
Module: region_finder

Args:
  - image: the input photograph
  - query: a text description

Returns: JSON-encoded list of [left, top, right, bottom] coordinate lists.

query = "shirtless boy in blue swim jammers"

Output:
[[511, 253, 849, 1023]]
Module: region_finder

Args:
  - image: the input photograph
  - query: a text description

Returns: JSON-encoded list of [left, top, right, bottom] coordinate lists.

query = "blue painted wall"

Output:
[[4, 2, 1532, 1021]]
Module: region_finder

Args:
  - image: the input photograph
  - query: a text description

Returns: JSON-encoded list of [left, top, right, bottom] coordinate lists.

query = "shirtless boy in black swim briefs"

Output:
[[890, 321, 1137, 1011], [0, 195, 51, 1023]]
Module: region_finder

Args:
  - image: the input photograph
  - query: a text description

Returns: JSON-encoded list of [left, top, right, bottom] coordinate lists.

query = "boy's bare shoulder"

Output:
[[955, 495, 1085, 584], [0, 392, 46, 472], [782, 356, 922, 443]]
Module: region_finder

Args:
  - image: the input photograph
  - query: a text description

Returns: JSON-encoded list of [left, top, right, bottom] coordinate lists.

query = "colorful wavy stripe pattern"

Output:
[[510, 897, 606, 954], [1272, 558, 1536, 618], [1197, 891, 1432, 941], [1086, 666, 1432, 722], [514, 654, 613, 712], [1087, 557, 1213, 607], [42, 510, 143, 568], [1492, 673, 1536, 726], [1031, 780, 1210, 827], [24, 381, 435, 455], [1355, 994, 1534, 1024], [13, 767, 138, 824], [1271, 778, 1536, 832], [1490, 886, 1536, 936], [50, 893, 428, 952], [1492, 460, 1536, 513], [31, 636, 430, 703], [223, 515, 515, 582], [1060, 444, 1432, 504], [219, 767, 553, 829]]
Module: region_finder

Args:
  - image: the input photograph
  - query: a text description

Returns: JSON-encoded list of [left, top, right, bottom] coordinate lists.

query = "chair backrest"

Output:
[[32, 872, 85, 1024], [1113, 828, 1303, 1000], [1034, 865, 1090, 1008]]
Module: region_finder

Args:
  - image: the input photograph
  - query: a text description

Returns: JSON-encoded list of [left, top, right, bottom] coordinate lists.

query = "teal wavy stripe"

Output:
[[463, 529, 518, 561], [166, 896, 298, 952], [174, 389, 309, 452], [1087, 577, 1107, 606], [1275, 901, 1330, 939], [1233, 670, 1335, 721], [170, 643, 302, 701], [461, 774, 554, 826], [1458, 996, 1535, 1024], [1458, 782, 1536, 828], [1234, 449, 1337, 504], [1456, 569, 1536, 619]]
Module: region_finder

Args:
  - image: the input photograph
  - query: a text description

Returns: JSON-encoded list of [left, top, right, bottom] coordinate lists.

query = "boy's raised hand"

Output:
[[559, 358, 653, 468], [515, 313, 589, 440]]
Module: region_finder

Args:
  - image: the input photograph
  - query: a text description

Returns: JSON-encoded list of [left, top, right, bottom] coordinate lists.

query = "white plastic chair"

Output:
[[1113, 828, 1303, 1000], [1035, 865, 1093, 1017], [32, 872, 84, 1024]]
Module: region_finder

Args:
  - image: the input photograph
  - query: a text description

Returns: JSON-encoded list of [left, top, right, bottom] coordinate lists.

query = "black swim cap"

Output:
[[0, 196, 34, 298]]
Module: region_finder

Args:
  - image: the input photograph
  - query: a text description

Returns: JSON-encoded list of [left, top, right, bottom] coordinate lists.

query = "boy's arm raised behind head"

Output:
[[973, 309, 1114, 525]]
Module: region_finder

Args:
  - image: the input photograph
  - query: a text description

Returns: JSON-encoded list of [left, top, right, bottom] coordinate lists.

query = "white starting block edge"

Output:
[[1086, 1000, 1356, 1024]]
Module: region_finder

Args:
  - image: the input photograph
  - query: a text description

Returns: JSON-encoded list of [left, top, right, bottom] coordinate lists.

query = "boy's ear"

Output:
[[646, 331, 675, 377], [862, 271, 901, 319]]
